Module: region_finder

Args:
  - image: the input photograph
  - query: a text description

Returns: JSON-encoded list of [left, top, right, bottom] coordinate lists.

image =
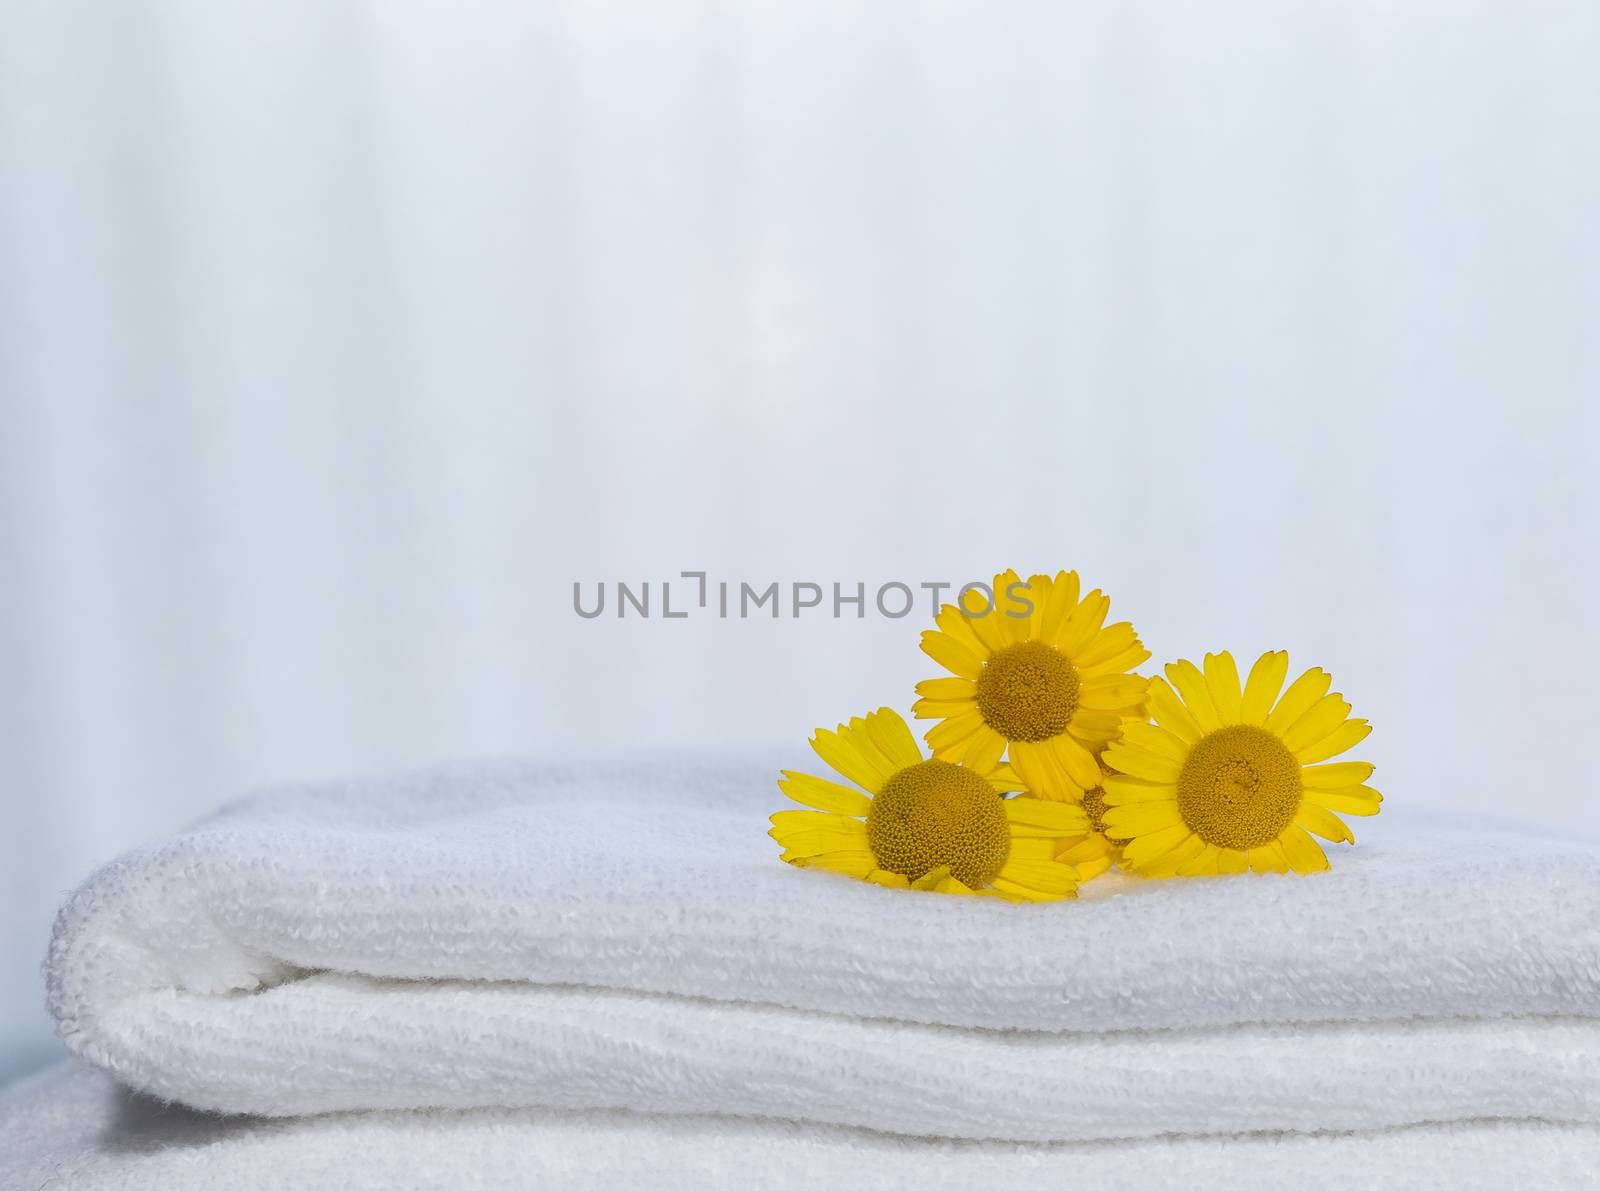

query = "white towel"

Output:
[[7, 1060, 1600, 1191], [46, 751, 1600, 1142]]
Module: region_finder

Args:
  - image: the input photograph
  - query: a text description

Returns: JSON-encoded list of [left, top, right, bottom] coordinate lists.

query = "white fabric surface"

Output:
[[45, 973, 1600, 1140], [6, 1059, 1600, 1191], [45, 751, 1600, 1140]]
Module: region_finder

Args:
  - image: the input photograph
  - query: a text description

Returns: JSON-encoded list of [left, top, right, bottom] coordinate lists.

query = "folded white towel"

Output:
[[7, 1060, 1600, 1191], [46, 751, 1600, 1141], [61, 973, 1600, 1140]]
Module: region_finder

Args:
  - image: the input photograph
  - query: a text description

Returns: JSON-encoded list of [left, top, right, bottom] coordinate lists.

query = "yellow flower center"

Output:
[[1176, 725, 1302, 850], [866, 759, 1011, 887], [1081, 755, 1114, 835], [974, 640, 1080, 742], [1082, 783, 1110, 835]]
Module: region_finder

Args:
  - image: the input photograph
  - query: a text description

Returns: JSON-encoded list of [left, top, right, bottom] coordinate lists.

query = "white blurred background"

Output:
[[2, 0, 1597, 1084]]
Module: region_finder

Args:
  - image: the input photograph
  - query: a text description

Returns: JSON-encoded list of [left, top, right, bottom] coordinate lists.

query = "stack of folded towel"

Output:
[[6, 752, 1599, 1188]]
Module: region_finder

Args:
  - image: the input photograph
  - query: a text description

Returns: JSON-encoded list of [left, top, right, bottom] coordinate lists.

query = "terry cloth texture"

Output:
[[45, 751, 1600, 1142], [6, 1060, 1600, 1191]]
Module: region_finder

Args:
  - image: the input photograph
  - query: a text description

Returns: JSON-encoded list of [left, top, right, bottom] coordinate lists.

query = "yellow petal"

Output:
[[1147, 675, 1204, 743], [1265, 667, 1332, 734], [960, 726, 1008, 774], [1076, 622, 1138, 667], [912, 698, 976, 720], [865, 707, 923, 769], [797, 849, 877, 878], [809, 727, 888, 793], [1059, 834, 1115, 865], [934, 602, 989, 658], [1079, 674, 1150, 711], [1278, 825, 1330, 874], [1297, 718, 1372, 764], [1068, 852, 1115, 882], [778, 771, 873, 816], [769, 809, 863, 835], [1306, 787, 1383, 816], [1099, 705, 1148, 721], [1165, 659, 1221, 732], [1176, 843, 1222, 876], [989, 877, 1074, 902], [915, 677, 977, 701], [1103, 742, 1182, 784], [1118, 721, 1191, 762], [1294, 802, 1355, 844], [995, 857, 1080, 895], [986, 763, 1022, 790], [865, 870, 910, 888], [1301, 761, 1375, 789], [926, 711, 985, 754], [1121, 823, 1193, 867], [1101, 800, 1183, 837], [774, 827, 874, 858], [1281, 694, 1352, 754], [1203, 652, 1243, 724], [1065, 711, 1123, 745], [920, 630, 984, 680], [1047, 732, 1102, 790], [1139, 834, 1207, 878], [844, 716, 900, 779], [911, 865, 953, 891], [1005, 741, 1056, 798], [1239, 650, 1289, 725], [1008, 837, 1058, 861], [1005, 798, 1090, 836], [1057, 590, 1110, 656], [1079, 644, 1152, 679], [1102, 775, 1179, 804], [1039, 571, 1080, 644], [960, 582, 1010, 652], [1247, 841, 1289, 874], [992, 569, 1031, 646], [1023, 573, 1054, 643], [1217, 848, 1249, 874]]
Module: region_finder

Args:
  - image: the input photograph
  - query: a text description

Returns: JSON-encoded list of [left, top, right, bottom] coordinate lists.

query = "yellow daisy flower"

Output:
[[1101, 651, 1381, 877], [1054, 756, 1122, 882], [769, 707, 1088, 901], [912, 568, 1152, 799], [984, 742, 1124, 883]]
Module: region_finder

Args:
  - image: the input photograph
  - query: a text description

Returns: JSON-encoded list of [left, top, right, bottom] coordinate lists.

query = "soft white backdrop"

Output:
[[2, 0, 1597, 1084]]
